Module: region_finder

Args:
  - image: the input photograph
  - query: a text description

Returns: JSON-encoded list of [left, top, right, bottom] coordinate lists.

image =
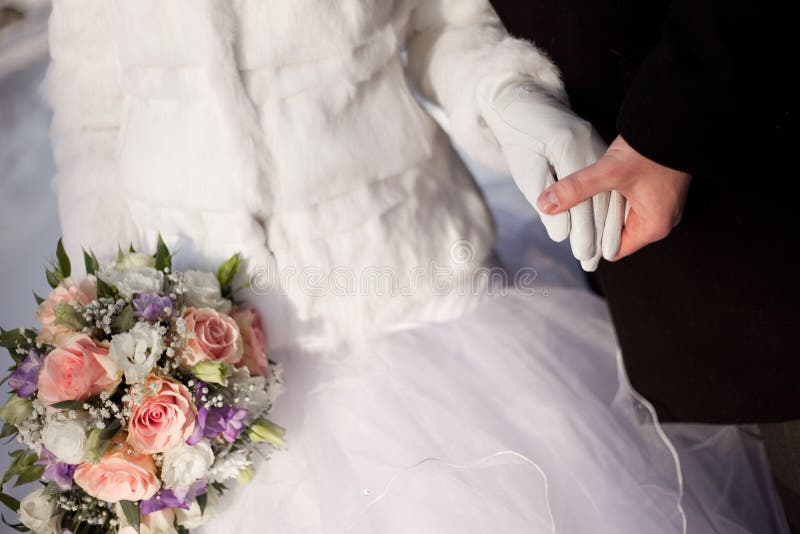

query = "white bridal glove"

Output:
[[478, 78, 625, 270]]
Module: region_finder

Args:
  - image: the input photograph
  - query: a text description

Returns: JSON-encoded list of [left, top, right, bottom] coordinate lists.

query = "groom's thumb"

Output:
[[537, 163, 614, 215]]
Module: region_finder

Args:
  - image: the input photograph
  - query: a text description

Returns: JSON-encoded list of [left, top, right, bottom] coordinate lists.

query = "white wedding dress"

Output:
[[194, 175, 787, 534], [41, 1, 788, 532]]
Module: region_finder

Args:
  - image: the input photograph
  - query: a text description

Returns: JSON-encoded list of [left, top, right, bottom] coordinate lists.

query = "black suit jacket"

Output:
[[491, 0, 799, 423]]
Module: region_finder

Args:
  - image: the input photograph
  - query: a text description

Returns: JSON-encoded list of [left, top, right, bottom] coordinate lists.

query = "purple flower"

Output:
[[132, 293, 174, 321], [36, 447, 76, 490], [140, 488, 188, 514], [8, 350, 42, 397], [140, 480, 207, 515], [187, 405, 248, 445]]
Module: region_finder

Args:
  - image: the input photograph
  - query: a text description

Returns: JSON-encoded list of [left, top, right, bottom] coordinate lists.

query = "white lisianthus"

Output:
[[182, 270, 231, 313], [109, 322, 164, 384], [98, 254, 164, 298], [161, 441, 214, 489], [19, 487, 61, 534], [41, 418, 87, 464], [175, 488, 219, 529], [207, 449, 251, 483]]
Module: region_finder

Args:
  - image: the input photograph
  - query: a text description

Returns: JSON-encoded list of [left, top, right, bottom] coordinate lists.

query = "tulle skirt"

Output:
[[200, 289, 787, 533]]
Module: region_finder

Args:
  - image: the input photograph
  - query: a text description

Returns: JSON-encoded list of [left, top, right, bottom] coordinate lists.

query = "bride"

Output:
[[45, 0, 787, 532]]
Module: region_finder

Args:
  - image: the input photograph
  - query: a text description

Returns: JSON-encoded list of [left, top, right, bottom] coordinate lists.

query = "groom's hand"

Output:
[[536, 136, 692, 260]]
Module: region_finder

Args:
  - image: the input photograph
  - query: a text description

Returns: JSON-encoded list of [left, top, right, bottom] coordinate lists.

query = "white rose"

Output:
[[98, 256, 164, 298], [161, 441, 214, 489], [41, 419, 87, 464], [19, 488, 60, 534], [182, 270, 231, 313], [109, 322, 164, 384], [175, 488, 219, 529]]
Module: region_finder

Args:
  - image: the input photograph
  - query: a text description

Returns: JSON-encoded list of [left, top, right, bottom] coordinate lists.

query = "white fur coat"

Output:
[[45, 0, 564, 345]]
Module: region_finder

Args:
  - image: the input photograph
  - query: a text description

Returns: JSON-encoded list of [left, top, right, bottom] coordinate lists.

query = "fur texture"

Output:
[[45, 0, 562, 345]]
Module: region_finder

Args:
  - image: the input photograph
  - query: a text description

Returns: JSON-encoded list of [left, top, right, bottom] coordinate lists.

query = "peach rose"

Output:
[[231, 308, 269, 376], [36, 276, 97, 346], [74, 447, 159, 503], [37, 334, 119, 406], [179, 307, 243, 368], [127, 377, 196, 454]]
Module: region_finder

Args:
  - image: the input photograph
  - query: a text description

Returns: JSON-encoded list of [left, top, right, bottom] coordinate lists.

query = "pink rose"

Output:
[[231, 308, 269, 376], [36, 276, 97, 346], [179, 307, 243, 368], [127, 377, 196, 454], [74, 446, 159, 503], [37, 334, 119, 406]]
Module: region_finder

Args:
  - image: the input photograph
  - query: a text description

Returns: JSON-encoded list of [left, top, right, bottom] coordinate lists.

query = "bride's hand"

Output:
[[478, 78, 625, 270]]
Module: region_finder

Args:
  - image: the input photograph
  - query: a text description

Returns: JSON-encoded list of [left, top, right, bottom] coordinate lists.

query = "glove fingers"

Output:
[[568, 198, 596, 260], [502, 145, 571, 242], [549, 127, 607, 183], [578, 189, 610, 271], [547, 128, 605, 260], [580, 255, 601, 272], [602, 191, 626, 261]]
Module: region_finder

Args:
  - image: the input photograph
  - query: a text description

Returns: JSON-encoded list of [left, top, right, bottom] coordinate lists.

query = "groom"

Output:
[[489, 0, 799, 529]]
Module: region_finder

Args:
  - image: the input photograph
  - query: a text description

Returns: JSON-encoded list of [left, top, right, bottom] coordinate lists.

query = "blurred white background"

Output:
[[1, 0, 60, 512]]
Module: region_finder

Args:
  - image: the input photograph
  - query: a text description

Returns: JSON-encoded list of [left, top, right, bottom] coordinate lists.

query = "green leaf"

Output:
[[45, 268, 60, 289], [96, 277, 116, 299], [117, 245, 125, 264], [129, 243, 136, 253], [154, 234, 172, 272], [111, 304, 135, 334], [86, 420, 120, 464], [85, 430, 109, 464], [197, 493, 207, 516], [99, 418, 122, 441], [0, 424, 17, 439], [50, 400, 86, 411], [83, 249, 100, 276], [0, 328, 39, 364], [13, 464, 44, 486], [3, 451, 39, 487], [55, 238, 71, 279], [217, 253, 241, 291], [32, 292, 44, 306], [119, 500, 140, 533], [0, 492, 20, 512]]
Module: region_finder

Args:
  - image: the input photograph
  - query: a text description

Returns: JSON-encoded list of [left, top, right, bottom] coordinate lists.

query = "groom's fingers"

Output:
[[537, 161, 618, 216], [610, 208, 651, 260]]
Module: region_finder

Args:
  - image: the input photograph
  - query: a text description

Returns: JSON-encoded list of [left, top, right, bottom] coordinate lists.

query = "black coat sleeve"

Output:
[[616, 0, 797, 176]]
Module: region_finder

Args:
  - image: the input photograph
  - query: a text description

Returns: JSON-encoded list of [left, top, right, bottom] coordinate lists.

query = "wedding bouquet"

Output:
[[0, 239, 284, 533]]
